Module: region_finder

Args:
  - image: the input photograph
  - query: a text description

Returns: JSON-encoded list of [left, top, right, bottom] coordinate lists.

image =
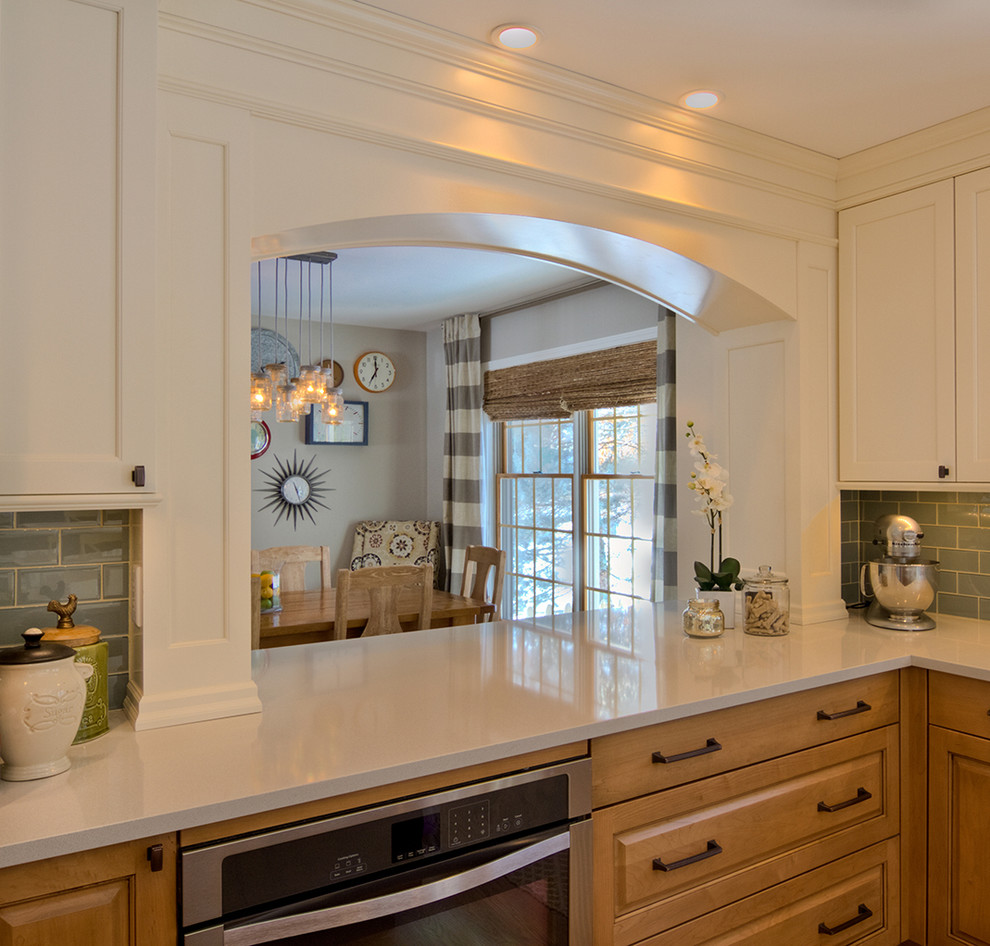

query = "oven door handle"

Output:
[[222, 828, 570, 946]]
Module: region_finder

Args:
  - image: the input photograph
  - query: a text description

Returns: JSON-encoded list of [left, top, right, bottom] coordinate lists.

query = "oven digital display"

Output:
[[391, 812, 441, 863]]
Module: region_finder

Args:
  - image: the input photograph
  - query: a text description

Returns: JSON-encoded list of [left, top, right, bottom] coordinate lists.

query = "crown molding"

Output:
[[159, 73, 835, 249], [838, 105, 990, 207], [159, 2, 837, 211]]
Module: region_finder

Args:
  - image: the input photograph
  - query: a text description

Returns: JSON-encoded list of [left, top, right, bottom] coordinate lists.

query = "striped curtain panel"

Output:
[[652, 308, 678, 601], [442, 314, 484, 592]]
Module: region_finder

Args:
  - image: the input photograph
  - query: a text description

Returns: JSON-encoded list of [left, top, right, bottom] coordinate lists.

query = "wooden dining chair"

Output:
[[252, 545, 333, 592], [459, 545, 506, 621], [334, 564, 434, 639]]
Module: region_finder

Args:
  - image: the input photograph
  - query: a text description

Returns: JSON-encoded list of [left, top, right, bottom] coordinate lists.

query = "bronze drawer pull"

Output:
[[818, 903, 873, 935], [652, 738, 722, 764], [652, 839, 722, 872], [817, 700, 871, 721], [817, 786, 872, 812]]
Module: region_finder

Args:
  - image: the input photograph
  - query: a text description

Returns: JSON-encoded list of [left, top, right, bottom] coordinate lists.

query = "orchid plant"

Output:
[[685, 421, 742, 591]]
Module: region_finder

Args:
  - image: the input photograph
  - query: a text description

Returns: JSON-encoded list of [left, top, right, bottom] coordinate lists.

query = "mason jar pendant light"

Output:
[[294, 259, 325, 406], [319, 253, 344, 425], [250, 260, 273, 415]]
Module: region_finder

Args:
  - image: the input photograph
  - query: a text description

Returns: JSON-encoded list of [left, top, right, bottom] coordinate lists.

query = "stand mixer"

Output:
[[860, 514, 938, 631]]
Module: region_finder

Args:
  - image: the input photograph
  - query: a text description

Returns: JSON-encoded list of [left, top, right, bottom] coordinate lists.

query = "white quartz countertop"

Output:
[[5, 601, 990, 868]]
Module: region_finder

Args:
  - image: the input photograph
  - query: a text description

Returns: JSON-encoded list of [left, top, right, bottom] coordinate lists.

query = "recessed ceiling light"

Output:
[[492, 24, 540, 50], [680, 90, 721, 110]]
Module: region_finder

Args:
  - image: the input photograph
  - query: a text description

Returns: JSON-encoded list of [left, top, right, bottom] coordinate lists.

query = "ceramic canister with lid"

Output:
[[0, 628, 93, 780], [42, 624, 109, 744]]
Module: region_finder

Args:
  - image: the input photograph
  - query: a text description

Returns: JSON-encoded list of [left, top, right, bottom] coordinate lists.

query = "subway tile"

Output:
[[103, 509, 131, 526], [957, 573, 990, 597], [958, 527, 990, 552], [0, 530, 58, 567], [73, 600, 129, 638], [938, 548, 980, 572], [0, 513, 12, 529], [841, 583, 860, 606], [980, 551, 990, 574], [0, 571, 13, 607], [920, 524, 959, 548], [858, 490, 883, 501], [881, 490, 917, 502], [61, 527, 128, 565], [15, 510, 101, 529], [958, 491, 990, 504], [103, 564, 128, 599], [981, 599, 990, 622], [938, 504, 980, 528], [863, 501, 897, 523], [937, 593, 980, 619], [17, 567, 101, 606], [105, 633, 128, 674], [920, 490, 957, 503], [899, 502, 938, 525], [980, 506, 990, 528], [107, 672, 128, 710], [939, 571, 957, 594]]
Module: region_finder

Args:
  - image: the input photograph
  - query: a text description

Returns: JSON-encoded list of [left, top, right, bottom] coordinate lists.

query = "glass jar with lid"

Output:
[[682, 598, 725, 638], [743, 565, 790, 636]]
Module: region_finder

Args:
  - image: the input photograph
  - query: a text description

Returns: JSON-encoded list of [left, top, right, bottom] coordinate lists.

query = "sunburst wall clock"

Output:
[[257, 450, 332, 528]]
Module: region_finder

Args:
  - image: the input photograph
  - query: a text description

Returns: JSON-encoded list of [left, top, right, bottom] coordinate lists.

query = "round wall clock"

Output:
[[256, 451, 332, 528], [354, 351, 396, 392], [250, 420, 271, 459]]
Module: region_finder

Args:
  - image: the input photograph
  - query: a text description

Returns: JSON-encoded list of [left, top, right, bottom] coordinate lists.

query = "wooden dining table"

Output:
[[258, 588, 496, 649]]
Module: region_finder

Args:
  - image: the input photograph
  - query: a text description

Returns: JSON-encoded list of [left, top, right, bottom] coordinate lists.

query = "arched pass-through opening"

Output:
[[253, 213, 793, 335]]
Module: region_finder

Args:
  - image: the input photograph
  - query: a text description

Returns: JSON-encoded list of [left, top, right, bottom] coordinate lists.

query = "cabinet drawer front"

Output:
[[595, 727, 899, 944], [639, 838, 899, 946], [929, 671, 990, 737], [592, 673, 898, 807]]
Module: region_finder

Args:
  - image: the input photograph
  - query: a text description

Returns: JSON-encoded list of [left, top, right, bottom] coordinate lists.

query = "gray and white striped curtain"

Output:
[[652, 308, 678, 600], [442, 314, 484, 592]]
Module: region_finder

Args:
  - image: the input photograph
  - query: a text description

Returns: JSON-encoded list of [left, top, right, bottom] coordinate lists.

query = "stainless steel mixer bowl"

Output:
[[866, 560, 937, 617]]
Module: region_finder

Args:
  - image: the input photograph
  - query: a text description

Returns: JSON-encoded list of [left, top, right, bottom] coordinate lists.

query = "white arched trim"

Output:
[[253, 213, 794, 335]]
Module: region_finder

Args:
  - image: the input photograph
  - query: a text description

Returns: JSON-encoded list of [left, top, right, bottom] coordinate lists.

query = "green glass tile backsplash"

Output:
[[841, 490, 990, 621], [0, 510, 131, 710]]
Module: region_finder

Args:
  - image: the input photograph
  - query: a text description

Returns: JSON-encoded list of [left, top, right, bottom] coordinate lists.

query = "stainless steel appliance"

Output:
[[180, 758, 591, 945], [860, 514, 938, 631]]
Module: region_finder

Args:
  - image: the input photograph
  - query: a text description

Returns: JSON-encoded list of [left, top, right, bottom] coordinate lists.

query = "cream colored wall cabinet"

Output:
[[0, 0, 156, 500], [928, 672, 990, 945], [591, 674, 903, 946], [0, 835, 176, 946], [839, 167, 990, 483]]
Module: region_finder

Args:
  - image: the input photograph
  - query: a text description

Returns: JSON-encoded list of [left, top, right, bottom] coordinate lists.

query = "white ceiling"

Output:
[[270, 0, 990, 331], [253, 249, 596, 332], [354, 0, 990, 159]]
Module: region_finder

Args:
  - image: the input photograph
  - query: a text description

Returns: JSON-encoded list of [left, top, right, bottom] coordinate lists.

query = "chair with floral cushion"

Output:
[[349, 520, 445, 589]]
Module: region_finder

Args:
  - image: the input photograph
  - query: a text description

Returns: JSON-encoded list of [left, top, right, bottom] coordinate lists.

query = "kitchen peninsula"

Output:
[[2, 601, 990, 940]]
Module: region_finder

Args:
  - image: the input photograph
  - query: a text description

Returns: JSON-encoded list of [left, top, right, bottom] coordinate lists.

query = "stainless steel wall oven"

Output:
[[180, 758, 591, 945]]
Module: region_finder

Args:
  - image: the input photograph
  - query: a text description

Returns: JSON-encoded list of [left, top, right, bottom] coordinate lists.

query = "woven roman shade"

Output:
[[483, 340, 657, 420]]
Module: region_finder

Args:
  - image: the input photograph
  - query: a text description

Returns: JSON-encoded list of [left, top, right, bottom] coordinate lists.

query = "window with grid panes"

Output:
[[497, 404, 656, 618]]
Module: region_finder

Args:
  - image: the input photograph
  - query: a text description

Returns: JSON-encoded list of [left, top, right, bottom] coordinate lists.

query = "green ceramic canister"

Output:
[[42, 624, 109, 743]]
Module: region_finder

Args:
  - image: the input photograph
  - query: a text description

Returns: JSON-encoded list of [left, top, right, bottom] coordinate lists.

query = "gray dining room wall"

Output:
[[250, 320, 429, 585]]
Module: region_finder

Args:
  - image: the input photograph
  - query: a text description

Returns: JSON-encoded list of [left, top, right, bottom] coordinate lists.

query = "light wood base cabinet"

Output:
[[636, 838, 900, 946], [0, 835, 176, 946], [928, 671, 990, 944]]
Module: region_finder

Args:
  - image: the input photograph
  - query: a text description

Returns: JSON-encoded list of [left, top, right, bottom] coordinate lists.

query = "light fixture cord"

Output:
[[254, 261, 261, 371], [306, 260, 313, 365], [319, 261, 325, 366], [328, 256, 334, 376]]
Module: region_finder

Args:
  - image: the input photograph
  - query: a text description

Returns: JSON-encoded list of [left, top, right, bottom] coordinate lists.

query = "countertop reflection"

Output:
[[5, 601, 990, 868]]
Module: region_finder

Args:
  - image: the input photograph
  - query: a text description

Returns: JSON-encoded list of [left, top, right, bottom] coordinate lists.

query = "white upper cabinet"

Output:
[[0, 0, 156, 503], [954, 167, 990, 483], [839, 181, 956, 483]]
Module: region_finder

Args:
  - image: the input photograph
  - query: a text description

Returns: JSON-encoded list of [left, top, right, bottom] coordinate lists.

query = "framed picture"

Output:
[[305, 400, 368, 445]]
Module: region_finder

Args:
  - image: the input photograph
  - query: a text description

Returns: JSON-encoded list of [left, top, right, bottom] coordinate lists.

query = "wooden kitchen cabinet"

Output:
[[929, 672, 990, 945], [0, 0, 157, 501], [0, 834, 176, 946], [839, 166, 990, 484], [591, 676, 903, 946]]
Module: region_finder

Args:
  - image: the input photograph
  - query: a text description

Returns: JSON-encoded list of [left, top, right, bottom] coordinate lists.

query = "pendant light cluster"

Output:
[[250, 252, 344, 426]]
